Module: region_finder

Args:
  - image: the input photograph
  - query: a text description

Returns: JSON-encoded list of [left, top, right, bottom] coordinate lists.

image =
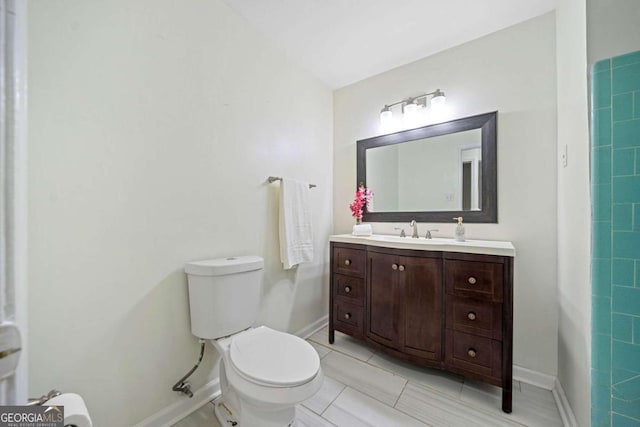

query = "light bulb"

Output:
[[380, 107, 393, 128], [404, 102, 420, 113], [431, 90, 446, 110], [403, 100, 421, 127]]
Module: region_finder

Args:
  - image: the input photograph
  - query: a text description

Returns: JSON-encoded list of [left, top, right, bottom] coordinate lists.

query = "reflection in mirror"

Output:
[[366, 129, 482, 212], [357, 111, 497, 223]]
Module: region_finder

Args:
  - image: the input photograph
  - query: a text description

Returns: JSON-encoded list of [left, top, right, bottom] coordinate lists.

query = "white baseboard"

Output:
[[133, 379, 220, 427], [294, 315, 328, 339], [552, 378, 579, 427], [513, 365, 556, 390], [513, 367, 577, 427]]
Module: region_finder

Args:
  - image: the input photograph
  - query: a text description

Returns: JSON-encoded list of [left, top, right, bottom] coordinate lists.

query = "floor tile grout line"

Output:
[[299, 371, 347, 417], [391, 396, 436, 427], [308, 337, 374, 362], [363, 351, 464, 388], [401, 382, 530, 427], [363, 356, 469, 400], [296, 405, 335, 427], [366, 349, 377, 362], [393, 383, 524, 427], [321, 369, 409, 410], [297, 404, 339, 427], [318, 383, 347, 417], [328, 384, 432, 427], [392, 378, 409, 408], [323, 346, 447, 404], [316, 414, 338, 427], [323, 351, 439, 416]]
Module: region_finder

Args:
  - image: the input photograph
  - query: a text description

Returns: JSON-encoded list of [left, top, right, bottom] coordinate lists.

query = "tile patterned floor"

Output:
[[173, 327, 563, 427]]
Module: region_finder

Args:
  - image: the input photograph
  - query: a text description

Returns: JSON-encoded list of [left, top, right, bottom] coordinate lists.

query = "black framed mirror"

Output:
[[357, 111, 497, 223]]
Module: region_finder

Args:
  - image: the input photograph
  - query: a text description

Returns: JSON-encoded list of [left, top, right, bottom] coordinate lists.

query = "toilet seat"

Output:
[[230, 326, 320, 387]]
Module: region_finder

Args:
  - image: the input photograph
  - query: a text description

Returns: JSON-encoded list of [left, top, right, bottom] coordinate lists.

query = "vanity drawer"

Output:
[[446, 296, 502, 340], [333, 301, 364, 338], [333, 274, 365, 305], [445, 259, 503, 302], [445, 330, 501, 378], [333, 246, 365, 278]]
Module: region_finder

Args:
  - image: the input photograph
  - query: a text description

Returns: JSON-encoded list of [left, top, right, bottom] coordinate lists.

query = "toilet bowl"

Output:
[[211, 326, 322, 427], [184, 256, 323, 426]]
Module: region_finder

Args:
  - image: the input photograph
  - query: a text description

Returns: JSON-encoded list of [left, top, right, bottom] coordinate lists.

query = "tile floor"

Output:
[[174, 327, 563, 427]]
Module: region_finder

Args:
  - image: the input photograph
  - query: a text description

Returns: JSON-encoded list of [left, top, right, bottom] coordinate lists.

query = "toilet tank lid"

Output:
[[185, 256, 264, 276]]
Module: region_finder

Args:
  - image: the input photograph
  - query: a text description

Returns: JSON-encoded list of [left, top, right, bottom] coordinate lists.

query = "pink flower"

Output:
[[349, 185, 373, 222]]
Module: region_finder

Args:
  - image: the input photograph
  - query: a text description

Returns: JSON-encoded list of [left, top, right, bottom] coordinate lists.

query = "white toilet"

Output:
[[184, 256, 323, 427]]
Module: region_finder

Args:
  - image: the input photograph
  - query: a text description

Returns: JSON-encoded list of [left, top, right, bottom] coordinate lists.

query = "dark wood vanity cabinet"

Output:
[[330, 244, 366, 339], [329, 242, 514, 413], [366, 248, 442, 361]]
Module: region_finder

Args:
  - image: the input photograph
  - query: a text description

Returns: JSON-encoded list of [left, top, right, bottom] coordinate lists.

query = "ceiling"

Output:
[[222, 0, 557, 89]]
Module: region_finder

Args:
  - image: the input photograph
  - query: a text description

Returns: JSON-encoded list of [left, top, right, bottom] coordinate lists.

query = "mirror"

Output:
[[357, 111, 497, 223]]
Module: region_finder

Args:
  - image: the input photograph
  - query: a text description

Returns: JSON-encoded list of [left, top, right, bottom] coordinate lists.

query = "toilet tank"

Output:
[[185, 256, 264, 339]]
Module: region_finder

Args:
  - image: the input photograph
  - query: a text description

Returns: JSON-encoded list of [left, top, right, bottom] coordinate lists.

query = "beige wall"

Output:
[[27, 0, 332, 425], [334, 13, 559, 376], [556, 1, 591, 425]]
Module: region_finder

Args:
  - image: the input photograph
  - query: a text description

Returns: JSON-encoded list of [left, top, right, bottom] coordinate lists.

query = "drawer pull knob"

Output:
[[399, 265, 405, 271], [468, 276, 477, 285], [345, 286, 351, 293], [467, 348, 477, 358], [344, 313, 351, 320], [467, 312, 477, 321], [392, 264, 398, 270], [344, 259, 351, 266]]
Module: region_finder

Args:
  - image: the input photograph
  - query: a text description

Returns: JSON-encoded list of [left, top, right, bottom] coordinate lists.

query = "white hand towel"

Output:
[[279, 178, 314, 269], [352, 223, 373, 236]]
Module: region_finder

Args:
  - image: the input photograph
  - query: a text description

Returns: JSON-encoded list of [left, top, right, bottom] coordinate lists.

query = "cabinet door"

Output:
[[366, 252, 401, 348], [400, 256, 442, 360]]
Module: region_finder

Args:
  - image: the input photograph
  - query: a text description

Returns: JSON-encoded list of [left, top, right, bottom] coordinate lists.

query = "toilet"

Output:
[[184, 256, 323, 427]]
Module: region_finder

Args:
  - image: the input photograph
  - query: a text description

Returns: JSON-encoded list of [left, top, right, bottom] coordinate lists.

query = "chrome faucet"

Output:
[[410, 220, 419, 238], [394, 227, 406, 238], [425, 229, 439, 239]]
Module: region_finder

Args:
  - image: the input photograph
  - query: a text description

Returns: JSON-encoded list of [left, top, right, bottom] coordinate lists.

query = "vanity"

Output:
[[328, 234, 515, 413]]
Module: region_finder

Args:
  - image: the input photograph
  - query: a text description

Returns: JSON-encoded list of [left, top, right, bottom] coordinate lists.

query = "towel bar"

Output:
[[267, 176, 316, 188]]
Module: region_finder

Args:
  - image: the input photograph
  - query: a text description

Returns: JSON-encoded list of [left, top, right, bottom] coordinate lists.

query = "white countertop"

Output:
[[330, 234, 515, 257]]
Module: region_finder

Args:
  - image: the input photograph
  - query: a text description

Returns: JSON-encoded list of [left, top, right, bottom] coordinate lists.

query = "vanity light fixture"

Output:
[[380, 105, 393, 127], [379, 89, 446, 125]]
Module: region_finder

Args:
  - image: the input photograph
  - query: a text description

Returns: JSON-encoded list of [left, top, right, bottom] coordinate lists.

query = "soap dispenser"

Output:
[[453, 216, 465, 241]]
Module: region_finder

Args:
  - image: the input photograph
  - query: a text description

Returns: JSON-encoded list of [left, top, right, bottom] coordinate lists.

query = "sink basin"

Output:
[[367, 235, 451, 244], [330, 234, 515, 257]]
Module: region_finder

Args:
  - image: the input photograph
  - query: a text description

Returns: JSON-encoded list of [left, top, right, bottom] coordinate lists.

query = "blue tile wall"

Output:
[[592, 49, 640, 426], [612, 149, 634, 176], [612, 258, 634, 286], [612, 204, 632, 231]]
